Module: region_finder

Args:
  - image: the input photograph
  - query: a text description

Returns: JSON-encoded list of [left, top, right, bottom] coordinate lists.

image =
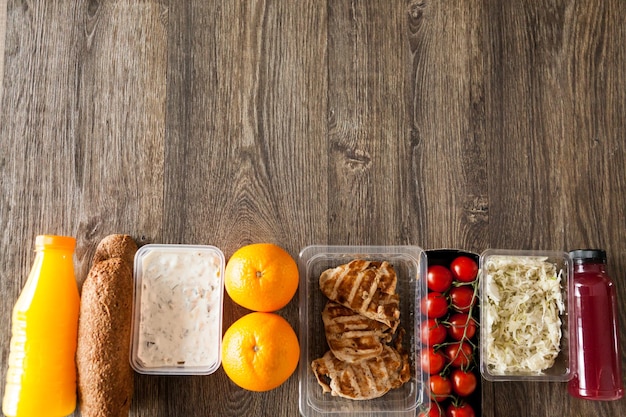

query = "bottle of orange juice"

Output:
[[2, 235, 80, 417]]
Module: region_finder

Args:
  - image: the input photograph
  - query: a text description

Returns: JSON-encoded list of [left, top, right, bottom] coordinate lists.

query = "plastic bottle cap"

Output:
[[569, 249, 606, 263], [35, 235, 76, 251]]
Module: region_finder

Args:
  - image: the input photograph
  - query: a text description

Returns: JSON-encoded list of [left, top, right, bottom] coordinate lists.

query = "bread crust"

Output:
[[92, 234, 138, 266], [77, 235, 137, 417]]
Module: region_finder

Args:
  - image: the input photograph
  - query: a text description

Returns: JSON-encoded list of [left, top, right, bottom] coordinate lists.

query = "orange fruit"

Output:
[[221, 312, 300, 391], [224, 243, 298, 312]]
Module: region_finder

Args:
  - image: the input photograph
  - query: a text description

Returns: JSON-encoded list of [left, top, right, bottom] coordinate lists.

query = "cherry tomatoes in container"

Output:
[[418, 405, 443, 417], [449, 286, 476, 313], [427, 265, 454, 292], [429, 374, 452, 402], [444, 341, 474, 368], [450, 369, 477, 396], [447, 313, 477, 341], [425, 250, 481, 416], [421, 318, 447, 346], [446, 402, 475, 417], [421, 292, 448, 319], [450, 256, 478, 283], [421, 346, 446, 375]]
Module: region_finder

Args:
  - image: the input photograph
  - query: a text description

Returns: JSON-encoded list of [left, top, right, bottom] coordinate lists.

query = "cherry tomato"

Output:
[[444, 341, 474, 368], [421, 318, 447, 346], [421, 346, 446, 374], [421, 292, 448, 319], [446, 402, 475, 417], [427, 265, 453, 293], [450, 369, 477, 396], [419, 405, 442, 417], [450, 256, 478, 283], [447, 313, 477, 341], [449, 286, 476, 313], [429, 374, 452, 402]]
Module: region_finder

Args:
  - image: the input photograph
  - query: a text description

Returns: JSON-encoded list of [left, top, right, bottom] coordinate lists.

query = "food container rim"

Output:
[[130, 243, 225, 376], [478, 248, 574, 382], [297, 244, 429, 416]]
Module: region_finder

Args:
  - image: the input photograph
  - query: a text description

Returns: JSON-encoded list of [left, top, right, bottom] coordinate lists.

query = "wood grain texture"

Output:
[[153, 1, 327, 417], [0, 0, 625, 416], [0, 0, 6, 97], [72, 0, 168, 285], [480, 1, 626, 416], [408, 0, 489, 253], [0, 0, 168, 286], [328, 0, 414, 246]]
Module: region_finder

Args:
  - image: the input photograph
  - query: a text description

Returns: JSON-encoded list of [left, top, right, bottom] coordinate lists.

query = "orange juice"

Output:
[[2, 235, 80, 417]]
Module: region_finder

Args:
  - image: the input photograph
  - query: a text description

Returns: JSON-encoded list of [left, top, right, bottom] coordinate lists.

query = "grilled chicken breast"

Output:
[[322, 301, 393, 363], [319, 260, 400, 331], [311, 333, 410, 400]]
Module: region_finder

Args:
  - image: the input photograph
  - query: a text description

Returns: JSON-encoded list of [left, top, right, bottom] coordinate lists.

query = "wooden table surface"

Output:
[[1, 1, 625, 416]]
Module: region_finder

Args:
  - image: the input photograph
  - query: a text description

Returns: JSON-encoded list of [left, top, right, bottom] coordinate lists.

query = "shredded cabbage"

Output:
[[483, 255, 564, 374]]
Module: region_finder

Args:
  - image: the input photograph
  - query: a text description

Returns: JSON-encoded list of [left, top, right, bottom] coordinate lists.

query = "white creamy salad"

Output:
[[137, 248, 222, 368]]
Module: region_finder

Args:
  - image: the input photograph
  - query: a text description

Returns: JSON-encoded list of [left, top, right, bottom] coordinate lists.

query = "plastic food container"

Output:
[[479, 249, 573, 382], [298, 245, 428, 417], [425, 249, 481, 415], [130, 244, 225, 375]]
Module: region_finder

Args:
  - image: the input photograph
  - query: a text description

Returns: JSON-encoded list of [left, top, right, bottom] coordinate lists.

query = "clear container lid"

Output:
[[298, 245, 428, 417], [479, 249, 574, 382], [130, 244, 225, 375]]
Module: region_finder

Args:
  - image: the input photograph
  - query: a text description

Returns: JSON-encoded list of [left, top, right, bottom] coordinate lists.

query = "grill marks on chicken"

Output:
[[312, 260, 411, 400], [311, 330, 410, 400], [322, 301, 393, 363], [319, 260, 400, 331]]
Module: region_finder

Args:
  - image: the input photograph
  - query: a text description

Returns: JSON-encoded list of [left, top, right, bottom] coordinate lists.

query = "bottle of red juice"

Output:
[[568, 249, 624, 401]]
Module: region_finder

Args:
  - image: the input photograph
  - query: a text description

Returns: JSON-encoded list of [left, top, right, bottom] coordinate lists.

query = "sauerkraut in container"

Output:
[[479, 249, 573, 382]]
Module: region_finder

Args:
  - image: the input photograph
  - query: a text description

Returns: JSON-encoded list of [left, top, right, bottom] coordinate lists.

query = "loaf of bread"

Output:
[[77, 234, 138, 417]]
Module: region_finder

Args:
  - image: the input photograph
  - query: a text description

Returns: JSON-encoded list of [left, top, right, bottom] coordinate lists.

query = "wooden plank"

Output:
[[156, 1, 327, 416], [482, 1, 626, 416], [559, 2, 626, 414], [72, 0, 168, 283], [328, 0, 416, 246], [483, 0, 571, 251], [163, 0, 327, 256], [0, 0, 6, 95], [0, 0, 168, 280], [407, 0, 489, 253], [0, 0, 85, 265], [0, 1, 168, 417]]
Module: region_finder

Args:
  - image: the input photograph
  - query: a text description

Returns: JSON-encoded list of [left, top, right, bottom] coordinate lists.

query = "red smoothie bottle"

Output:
[[568, 249, 624, 400]]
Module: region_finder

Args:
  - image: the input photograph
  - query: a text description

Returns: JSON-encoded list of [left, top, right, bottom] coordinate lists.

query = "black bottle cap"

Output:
[[569, 249, 607, 263]]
